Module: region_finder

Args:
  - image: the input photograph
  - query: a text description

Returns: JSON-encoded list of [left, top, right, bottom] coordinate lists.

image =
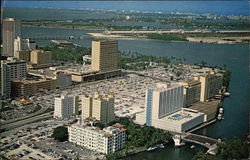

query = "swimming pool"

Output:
[[172, 113, 182, 118]]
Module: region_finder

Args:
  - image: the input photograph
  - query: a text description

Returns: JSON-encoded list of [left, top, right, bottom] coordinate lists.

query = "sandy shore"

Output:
[[187, 36, 250, 44]]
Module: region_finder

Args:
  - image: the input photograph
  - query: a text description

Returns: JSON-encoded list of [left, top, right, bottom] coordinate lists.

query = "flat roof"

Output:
[[187, 100, 220, 116], [161, 108, 204, 123]]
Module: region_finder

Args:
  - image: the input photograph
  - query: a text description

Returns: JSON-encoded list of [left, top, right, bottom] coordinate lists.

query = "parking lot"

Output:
[[1, 120, 103, 160]]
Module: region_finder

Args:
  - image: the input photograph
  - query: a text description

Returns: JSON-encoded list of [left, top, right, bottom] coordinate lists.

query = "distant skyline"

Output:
[[3, 1, 250, 16]]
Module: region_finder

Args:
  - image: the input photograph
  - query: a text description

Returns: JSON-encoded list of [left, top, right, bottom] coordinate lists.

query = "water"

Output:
[[4, 1, 250, 16], [6, 6, 250, 160]]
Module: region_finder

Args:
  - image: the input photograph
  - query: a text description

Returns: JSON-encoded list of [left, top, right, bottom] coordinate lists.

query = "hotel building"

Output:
[[82, 93, 115, 123], [143, 83, 184, 126], [68, 121, 126, 154], [54, 95, 79, 119], [194, 72, 223, 102], [179, 79, 201, 107]]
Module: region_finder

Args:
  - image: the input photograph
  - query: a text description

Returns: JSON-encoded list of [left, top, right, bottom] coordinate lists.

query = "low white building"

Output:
[[135, 108, 204, 133], [68, 121, 126, 154], [54, 95, 79, 119]]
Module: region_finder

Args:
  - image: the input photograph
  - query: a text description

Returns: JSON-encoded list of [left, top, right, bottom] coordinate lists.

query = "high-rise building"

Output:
[[30, 50, 52, 68], [1, 57, 27, 99], [179, 79, 201, 107], [54, 95, 79, 119], [145, 83, 184, 125], [194, 72, 223, 102], [68, 122, 126, 154], [82, 93, 115, 123], [91, 40, 118, 72], [135, 83, 205, 133], [14, 36, 36, 54], [2, 18, 21, 57]]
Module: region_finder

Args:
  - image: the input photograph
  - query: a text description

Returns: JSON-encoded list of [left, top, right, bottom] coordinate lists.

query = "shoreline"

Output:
[[22, 24, 249, 44]]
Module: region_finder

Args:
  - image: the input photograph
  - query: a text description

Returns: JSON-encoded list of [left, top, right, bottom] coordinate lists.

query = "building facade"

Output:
[[2, 18, 21, 57], [14, 50, 31, 62], [11, 78, 56, 97], [54, 95, 79, 119], [82, 93, 115, 123], [55, 72, 72, 88], [91, 40, 118, 72], [145, 83, 184, 126], [179, 79, 201, 107], [195, 72, 223, 102], [14, 36, 36, 54], [30, 50, 52, 68], [0, 57, 27, 99], [68, 122, 126, 154]]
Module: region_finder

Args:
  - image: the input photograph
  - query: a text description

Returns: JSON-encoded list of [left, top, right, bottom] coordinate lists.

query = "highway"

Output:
[[1, 104, 48, 125], [0, 112, 53, 131]]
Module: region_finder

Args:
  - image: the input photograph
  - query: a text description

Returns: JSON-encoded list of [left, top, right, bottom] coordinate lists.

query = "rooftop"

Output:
[[70, 122, 125, 137], [161, 108, 204, 123], [12, 78, 54, 84], [187, 100, 220, 116]]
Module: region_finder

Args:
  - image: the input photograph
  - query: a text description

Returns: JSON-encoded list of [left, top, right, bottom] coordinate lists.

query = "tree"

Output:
[[217, 138, 249, 159], [52, 126, 68, 142], [201, 60, 207, 67], [192, 152, 219, 160]]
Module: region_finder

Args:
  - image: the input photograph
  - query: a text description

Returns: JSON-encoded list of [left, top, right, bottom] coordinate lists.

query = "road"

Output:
[[1, 112, 53, 131], [1, 104, 48, 125]]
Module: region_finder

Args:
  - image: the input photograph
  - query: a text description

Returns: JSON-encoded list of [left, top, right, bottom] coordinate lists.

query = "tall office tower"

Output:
[[194, 71, 223, 102], [1, 57, 27, 99], [54, 95, 79, 119], [2, 18, 21, 57], [82, 93, 115, 123], [179, 79, 201, 107], [145, 83, 184, 125], [91, 40, 118, 72], [30, 50, 52, 67], [14, 36, 36, 54]]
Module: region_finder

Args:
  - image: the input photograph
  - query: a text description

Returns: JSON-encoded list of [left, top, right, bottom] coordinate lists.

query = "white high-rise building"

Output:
[[0, 57, 27, 99], [54, 95, 79, 119], [135, 83, 205, 133], [14, 36, 36, 54], [144, 83, 184, 125], [3, 18, 21, 57], [68, 122, 126, 154]]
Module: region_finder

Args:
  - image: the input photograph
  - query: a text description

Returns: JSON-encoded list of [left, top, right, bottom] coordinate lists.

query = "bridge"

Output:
[[172, 132, 220, 155]]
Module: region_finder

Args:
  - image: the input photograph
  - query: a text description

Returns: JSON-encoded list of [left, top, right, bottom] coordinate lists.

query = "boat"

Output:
[[219, 108, 224, 114], [218, 114, 222, 120], [147, 147, 157, 151], [190, 145, 195, 149], [156, 144, 165, 149], [224, 92, 230, 97]]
